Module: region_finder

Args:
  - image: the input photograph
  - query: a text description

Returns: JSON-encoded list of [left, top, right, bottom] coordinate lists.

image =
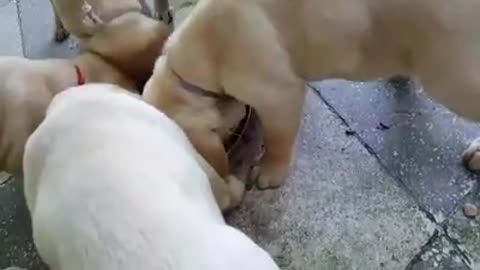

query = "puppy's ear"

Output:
[[188, 129, 230, 177]]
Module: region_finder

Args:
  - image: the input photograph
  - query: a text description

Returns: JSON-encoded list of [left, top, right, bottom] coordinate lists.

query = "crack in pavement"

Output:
[[308, 82, 476, 269], [308, 83, 438, 224]]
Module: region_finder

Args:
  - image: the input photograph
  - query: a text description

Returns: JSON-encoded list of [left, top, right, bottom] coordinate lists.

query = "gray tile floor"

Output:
[[0, 0, 479, 269]]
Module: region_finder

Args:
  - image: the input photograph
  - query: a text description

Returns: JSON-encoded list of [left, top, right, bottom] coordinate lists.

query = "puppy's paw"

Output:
[[462, 137, 480, 171], [3, 267, 27, 270], [158, 8, 173, 25], [54, 28, 70, 43], [225, 175, 245, 208], [250, 165, 287, 190]]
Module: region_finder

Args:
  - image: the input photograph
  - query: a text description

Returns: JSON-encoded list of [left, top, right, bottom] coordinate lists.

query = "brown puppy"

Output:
[[144, 0, 480, 189]]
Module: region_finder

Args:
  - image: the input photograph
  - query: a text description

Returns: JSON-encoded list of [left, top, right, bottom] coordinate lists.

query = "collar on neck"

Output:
[[169, 65, 229, 100], [74, 65, 86, 85]]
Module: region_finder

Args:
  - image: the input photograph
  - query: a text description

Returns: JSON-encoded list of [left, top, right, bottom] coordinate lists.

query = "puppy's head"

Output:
[[143, 56, 232, 176], [85, 12, 171, 89]]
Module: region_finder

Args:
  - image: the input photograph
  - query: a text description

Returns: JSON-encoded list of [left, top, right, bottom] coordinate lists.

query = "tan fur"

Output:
[[50, 0, 171, 88], [83, 13, 171, 89], [50, 0, 151, 39], [0, 55, 137, 175], [0, 9, 172, 175], [144, 0, 480, 189]]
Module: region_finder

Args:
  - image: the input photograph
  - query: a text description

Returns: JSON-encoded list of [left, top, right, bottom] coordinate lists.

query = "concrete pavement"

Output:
[[0, 0, 478, 269]]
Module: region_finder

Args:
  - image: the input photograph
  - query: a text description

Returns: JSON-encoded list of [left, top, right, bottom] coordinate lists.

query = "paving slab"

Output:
[[0, 0, 23, 56], [445, 195, 480, 269], [407, 232, 471, 270], [0, 0, 473, 269], [227, 89, 435, 270], [310, 79, 479, 222], [0, 179, 46, 270], [0, 173, 12, 185]]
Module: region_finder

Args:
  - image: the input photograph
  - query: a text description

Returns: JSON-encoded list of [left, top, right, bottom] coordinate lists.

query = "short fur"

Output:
[[50, 0, 151, 40], [50, 0, 171, 88], [0, 13, 169, 175], [13, 84, 274, 270], [143, 0, 480, 189], [0, 55, 134, 175]]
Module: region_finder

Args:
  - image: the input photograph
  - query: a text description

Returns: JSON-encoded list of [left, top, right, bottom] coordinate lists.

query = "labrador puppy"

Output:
[[143, 0, 480, 189], [0, 12, 169, 175], [2, 84, 270, 270], [0, 56, 134, 175]]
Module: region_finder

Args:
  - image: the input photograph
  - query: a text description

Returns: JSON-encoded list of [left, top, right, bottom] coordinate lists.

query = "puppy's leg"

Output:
[[252, 83, 305, 189], [188, 129, 246, 210], [50, 1, 70, 42], [188, 128, 230, 178], [226, 74, 305, 189], [193, 151, 245, 211]]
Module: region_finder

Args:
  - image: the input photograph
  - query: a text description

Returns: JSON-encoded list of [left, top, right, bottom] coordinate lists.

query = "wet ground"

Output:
[[0, 0, 479, 269]]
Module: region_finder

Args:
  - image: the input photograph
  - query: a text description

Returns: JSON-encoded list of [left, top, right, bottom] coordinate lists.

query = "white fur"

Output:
[[17, 84, 279, 270]]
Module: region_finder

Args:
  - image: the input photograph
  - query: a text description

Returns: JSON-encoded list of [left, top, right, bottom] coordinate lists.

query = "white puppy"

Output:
[[7, 84, 278, 270]]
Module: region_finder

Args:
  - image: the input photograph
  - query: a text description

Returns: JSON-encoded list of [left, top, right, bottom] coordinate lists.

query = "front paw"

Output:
[[219, 175, 245, 212], [250, 164, 288, 190], [226, 175, 245, 209], [462, 137, 480, 171]]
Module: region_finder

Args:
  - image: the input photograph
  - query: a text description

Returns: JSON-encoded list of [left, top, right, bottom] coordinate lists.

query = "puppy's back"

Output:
[[23, 84, 223, 270]]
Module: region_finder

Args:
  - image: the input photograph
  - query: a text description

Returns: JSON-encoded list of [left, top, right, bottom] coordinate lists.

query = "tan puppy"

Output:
[[0, 55, 134, 175], [0, 13, 169, 175], [144, 0, 480, 189]]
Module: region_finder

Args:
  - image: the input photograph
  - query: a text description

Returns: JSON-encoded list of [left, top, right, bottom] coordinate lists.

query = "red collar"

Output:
[[74, 65, 86, 85]]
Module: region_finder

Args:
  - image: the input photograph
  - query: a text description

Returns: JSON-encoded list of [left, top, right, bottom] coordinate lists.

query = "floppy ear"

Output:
[[187, 128, 230, 178]]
